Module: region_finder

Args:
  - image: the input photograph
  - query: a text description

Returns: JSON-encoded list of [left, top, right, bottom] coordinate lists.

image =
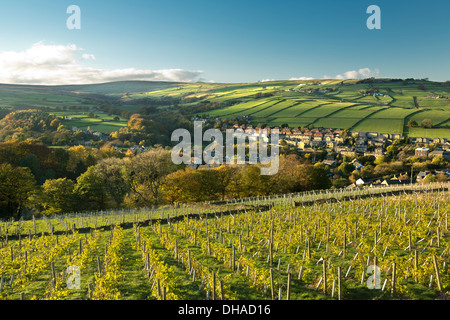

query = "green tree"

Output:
[[386, 145, 398, 157], [19, 153, 44, 184], [338, 162, 355, 174], [332, 177, 350, 189], [0, 164, 36, 218], [431, 155, 446, 167], [92, 158, 130, 208], [33, 178, 75, 215], [408, 119, 418, 128], [74, 166, 108, 210], [300, 164, 331, 190]]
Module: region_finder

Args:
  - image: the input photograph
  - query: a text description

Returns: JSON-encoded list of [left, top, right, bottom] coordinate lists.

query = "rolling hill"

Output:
[[0, 78, 449, 138]]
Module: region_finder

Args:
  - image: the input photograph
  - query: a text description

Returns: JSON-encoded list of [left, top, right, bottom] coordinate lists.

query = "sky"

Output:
[[0, 0, 448, 84]]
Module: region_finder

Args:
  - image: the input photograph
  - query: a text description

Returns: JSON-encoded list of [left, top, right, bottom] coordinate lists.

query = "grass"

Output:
[[207, 99, 270, 117], [351, 118, 404, 135]]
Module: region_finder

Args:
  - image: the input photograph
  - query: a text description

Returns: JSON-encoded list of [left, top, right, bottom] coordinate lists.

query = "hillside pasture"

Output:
[[351, 118, 404, 134]]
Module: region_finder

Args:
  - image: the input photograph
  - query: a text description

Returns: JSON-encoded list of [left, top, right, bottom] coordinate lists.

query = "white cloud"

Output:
[[289, 76, 314, 81], [82, 53, 96, 60], [259, 78, 275, 82], [325, 68, 380, 80], [0, 42, 204, 85]]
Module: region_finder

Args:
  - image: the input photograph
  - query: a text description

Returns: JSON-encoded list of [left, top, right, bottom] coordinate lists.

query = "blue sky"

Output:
[[0, 0, 448, 84]]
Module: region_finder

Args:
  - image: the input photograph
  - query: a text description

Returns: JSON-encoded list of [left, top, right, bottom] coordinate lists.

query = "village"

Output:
[[217, 123, 450, 187]]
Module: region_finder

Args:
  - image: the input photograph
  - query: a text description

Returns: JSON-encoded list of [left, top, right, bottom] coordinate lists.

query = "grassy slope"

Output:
[[0, 79, 449, 137], [187, 79, 450, 138]]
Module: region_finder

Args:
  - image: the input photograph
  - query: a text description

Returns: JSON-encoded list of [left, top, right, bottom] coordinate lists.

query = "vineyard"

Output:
[[0, 183, 448, 300]]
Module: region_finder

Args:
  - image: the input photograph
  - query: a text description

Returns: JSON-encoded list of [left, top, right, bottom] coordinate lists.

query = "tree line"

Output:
[[0, 148, 330, 219]]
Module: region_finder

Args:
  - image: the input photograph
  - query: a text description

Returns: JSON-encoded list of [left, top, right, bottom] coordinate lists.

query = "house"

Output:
[[322, 159, 337, 167], [416, 137, 430, 144], [355, 178, 372, 186], [415, 147, 429, 157], [364, 147, 383, 157], [368, 179, 383, 188], [297, 141, 307, 149], [429, 150, 450, 161], [352, 160, 364, 170], [351, 131, 366, 138], [335, 136, 345, 145], [311, 140, 323, 147], [313, 135, 324, 142], [356, 137, 367, 144], [325, 141, 336, 151], [381, 179, 410, 186], [355, 145, 368, 153], [416, 171, 432, 182]]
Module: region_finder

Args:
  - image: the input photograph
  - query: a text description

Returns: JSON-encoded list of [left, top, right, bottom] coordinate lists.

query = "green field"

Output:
[[52, 112, 128, 133], [0, 79, 449, 138], [351, 118, 405, 135], [194, 79, 450, 138]]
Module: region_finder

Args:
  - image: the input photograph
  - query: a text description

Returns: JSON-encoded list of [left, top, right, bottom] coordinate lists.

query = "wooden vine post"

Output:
[[220, 280, 225, 300], [270, 268, 275, 300], [337, 266, 342, 300], [408, 230, 412, 252], [432, 255, 442, 292], [287, 272, 291, 300], [323, 259, 327, 295], [414, 250, 418, 282], [212, 272, 216, 300], [269, 220, 274, 267], [343, 233, 346, 258], [391, 262, 396, 297]]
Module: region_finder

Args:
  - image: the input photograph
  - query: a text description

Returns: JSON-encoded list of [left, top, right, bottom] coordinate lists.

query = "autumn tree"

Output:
[[124, 148, 177, 206], [421, 118, 433, 128], [90, 158, 130, 208], [269, 154, 304, 193], [239, 165, 271, 197], [299, 163, 332, 190], [163, 167, 207, 203], [214, 165, 240, 200]]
